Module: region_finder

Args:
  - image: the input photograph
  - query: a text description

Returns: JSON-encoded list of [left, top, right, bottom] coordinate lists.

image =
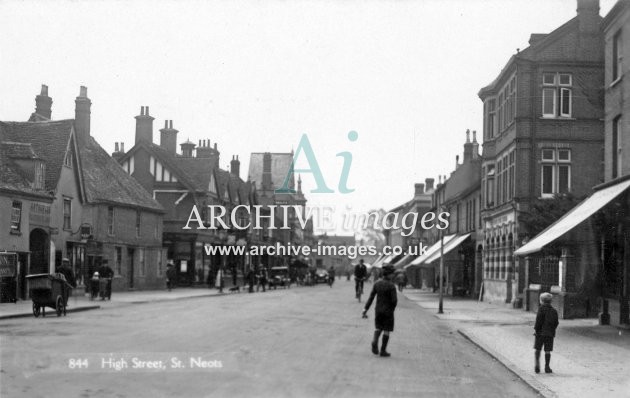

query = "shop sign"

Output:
[[0, 252, 17, 277]]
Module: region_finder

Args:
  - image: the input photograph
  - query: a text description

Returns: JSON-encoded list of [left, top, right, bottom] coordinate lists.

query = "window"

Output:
[[107, 206, 114, 235], [138, 248, 145, 277], [494, 74, 517, 133], [612, 116, 623, 179], [542, 73, 572, 118], [135, 211, 141, 237], [486, 165, 495, 207], [485, 99, 496, 139], [10, 201, 22, 231], [508, 151, 515, 200], [115, 247, 122, 275], [64, 151, 72, 168], [63, 198, 72, 230], [541, 149, 571, 197], [612, 30, 622, 82], [34, 162, 45, 190]]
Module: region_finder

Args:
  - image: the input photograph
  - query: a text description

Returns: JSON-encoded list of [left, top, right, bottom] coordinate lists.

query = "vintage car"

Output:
[[268, 266, 291, 289], [314, 268, 329, 284]]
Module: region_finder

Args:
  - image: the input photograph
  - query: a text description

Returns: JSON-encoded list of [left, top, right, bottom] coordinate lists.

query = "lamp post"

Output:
[[438, 226, 445, 314]]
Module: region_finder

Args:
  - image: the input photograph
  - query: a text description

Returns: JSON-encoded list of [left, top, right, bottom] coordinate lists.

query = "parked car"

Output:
[[314, 269, 329, 284], [268, 266, 291, 289]]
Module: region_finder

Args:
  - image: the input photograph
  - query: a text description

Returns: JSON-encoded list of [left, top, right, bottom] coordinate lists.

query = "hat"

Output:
[[382, 265, 395, 276], [539, 292, 553, 304], [93, 272, 99, 277]]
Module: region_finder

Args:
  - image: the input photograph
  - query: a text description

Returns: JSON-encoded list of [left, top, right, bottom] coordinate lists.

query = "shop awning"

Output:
[[514, 179, 630, 256], [370, 254, 386, 269], [423, 233, 471, 264], [391, 253, 417, 269], [404, 234, 457, 269]]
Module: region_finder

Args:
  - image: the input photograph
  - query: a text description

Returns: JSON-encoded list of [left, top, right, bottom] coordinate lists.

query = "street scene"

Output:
[[1, 283, 539, 398], [2, 0, 630, 397]]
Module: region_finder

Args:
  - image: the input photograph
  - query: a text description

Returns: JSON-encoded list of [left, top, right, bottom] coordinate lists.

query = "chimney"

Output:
[[35, 84, 52, 119], [160, 120, 178, 154], [180, 138, 196, 158], [577, 0, 600, 33], [230, 155, 240, 177], [74, 86, 91, 147], [414, 183, 425, 196], [196, 139, 212, 157], [262, 152, 272, 191], [455, 155, 460, 169], [472, 130, 479, 159], [463, 129, 473, 162], [297, 174, 303, 194], [135, 106, 155, 144], [425, 178, 435, 191], [112, 142, 124, 162]]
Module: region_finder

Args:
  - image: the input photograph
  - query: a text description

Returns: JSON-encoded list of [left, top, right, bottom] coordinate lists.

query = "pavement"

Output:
[[0, 286, 222, 319], [402, 289, 630, 398]]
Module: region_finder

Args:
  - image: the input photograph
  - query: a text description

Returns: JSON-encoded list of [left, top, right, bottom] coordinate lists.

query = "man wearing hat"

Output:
[[534, 292, 559, 373], [362, 264, 397, 357], [56, 258, 76, 306]]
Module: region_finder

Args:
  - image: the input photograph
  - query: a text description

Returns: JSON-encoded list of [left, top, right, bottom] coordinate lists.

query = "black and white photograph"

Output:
[[1, 0, 629, 397]]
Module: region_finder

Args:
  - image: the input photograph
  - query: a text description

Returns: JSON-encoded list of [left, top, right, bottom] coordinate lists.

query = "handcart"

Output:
[[26, 273, 71, 317]]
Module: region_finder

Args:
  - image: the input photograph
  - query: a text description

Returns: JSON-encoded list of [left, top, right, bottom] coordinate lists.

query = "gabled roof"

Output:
[[0, 120, 74, 191], [80, 136, 163, 212], [479, 14, 601, 97]]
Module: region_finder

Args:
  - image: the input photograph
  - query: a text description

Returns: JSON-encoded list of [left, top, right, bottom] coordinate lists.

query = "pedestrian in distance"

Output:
[[328, 266, 335, 287], [246, 266, 255, 293], [395, 271, 407, 293], [362, 265, 397, 357], [97, 261, 114, 300], [166, 262, 176, 292], [534, 292, 559, 374], [354, 259, 368, 299], [216, 266, 224, 293], [55, 258, 76, 306]]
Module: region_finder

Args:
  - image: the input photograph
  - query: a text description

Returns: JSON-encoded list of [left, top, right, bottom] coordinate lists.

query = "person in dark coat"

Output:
[[354, 259, 368, 298], [166, 262, 176, 291], [534, 292, 559, 373], [97, 262, 114, 300], [56, 258, 76, 306], [362, 265, 397, 357]]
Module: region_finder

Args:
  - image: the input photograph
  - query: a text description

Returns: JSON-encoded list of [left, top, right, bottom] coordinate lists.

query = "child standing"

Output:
[[534, 292, 559, 373]]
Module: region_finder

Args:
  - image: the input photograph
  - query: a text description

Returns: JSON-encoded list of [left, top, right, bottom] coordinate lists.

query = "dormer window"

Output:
[[33, 161, 45, 190], [64, 151, 72, 168]]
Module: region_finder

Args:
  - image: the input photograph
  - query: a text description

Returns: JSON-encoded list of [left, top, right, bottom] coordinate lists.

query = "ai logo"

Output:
[[275, 131, 358, 194]]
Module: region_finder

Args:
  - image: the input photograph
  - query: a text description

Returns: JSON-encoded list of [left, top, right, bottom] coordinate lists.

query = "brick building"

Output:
[[479, 0, 605, 305], [426, 130, 482, 297], [116, 108, 256, 286], [0, 86, 165, 293]]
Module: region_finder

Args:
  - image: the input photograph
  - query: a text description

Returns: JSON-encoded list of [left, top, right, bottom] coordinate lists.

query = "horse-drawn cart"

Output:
[[26, 273, 71, 317]]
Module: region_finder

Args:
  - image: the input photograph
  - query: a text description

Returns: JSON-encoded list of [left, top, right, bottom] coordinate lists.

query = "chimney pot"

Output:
[[164, 120, 168, 128], [79, 86, 87, 97], [35, 84, 53, 119], [425, 178, 435, 191], [121, 142, 124, 152], [214, 143, 217, 150], [466, 129, 470, 143], [146, 106, 150, 116], [115, 142, 119, 152], [41, 84, 48, 96]]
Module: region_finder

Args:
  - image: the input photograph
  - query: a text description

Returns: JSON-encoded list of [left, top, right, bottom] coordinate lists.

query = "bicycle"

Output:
[[355, 277, 365, 302]]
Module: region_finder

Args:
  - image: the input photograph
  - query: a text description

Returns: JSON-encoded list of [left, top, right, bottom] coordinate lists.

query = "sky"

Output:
[[0, 0, 617, 235]]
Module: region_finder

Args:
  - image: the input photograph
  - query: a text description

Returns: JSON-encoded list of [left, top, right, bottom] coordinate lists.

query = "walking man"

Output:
[[534, 292, 559, 373], [354, 259, 368, 299], [362, 265, 397, 357]]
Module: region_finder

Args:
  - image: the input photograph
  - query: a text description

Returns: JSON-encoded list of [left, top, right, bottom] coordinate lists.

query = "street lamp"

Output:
[[438, 225, 445, 314]]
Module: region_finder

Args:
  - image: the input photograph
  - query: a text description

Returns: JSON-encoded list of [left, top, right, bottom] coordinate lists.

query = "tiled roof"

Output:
[[1, 142, 39, 159], [0, 120, 73, 191], [80, 137, 163, 212]]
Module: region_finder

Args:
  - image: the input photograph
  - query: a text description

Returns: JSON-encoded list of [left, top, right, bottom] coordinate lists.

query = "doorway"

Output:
[[128, 248, 135, 288], [29, 228, 49, 274]]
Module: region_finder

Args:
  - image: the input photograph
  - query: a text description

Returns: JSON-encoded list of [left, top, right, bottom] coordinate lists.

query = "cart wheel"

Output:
[[33, 303, 40, 318], [56, 296, 65, 317]]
